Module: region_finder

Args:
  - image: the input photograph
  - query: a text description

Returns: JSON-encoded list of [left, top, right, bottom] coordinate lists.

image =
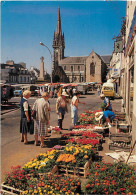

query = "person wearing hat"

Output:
[[100, 94, 112, 111], [95, 110, 115, 127], [32, 92, 50, 147], [56, 91, 69, 129]]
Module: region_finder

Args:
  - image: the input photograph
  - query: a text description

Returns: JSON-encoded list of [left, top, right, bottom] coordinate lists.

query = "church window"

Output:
[[78, 66, 80, 71], [71, 66, 73, 72], [90, 62, 95, 75], [64, 66, 66, 70]]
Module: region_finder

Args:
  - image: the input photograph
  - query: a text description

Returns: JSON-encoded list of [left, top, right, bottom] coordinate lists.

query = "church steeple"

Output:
[[56, 7, 62, 35], [52, 7, 65, 68]]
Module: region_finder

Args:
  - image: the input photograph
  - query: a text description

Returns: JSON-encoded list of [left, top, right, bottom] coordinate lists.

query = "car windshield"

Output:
[[104, 87, 113, 91]]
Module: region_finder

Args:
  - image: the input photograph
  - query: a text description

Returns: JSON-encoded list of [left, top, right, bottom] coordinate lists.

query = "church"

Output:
[[52, 7, 111, 83]]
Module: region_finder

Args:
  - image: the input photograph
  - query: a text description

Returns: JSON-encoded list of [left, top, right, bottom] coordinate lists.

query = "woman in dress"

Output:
[[33, 92, 50, 147], [20, 90, 31, 144]]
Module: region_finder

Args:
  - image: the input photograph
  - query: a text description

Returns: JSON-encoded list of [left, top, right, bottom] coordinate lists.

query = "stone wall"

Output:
[[86, 51, 102, 83]]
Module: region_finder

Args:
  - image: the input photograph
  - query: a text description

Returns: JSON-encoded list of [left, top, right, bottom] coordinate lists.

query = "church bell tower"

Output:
[[52, 7, 65, 70]]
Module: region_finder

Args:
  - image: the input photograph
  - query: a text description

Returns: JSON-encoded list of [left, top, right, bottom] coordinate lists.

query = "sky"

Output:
[[1, 0, 126, 74]]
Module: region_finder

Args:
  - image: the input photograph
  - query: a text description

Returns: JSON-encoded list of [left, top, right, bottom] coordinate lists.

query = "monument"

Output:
[[38, 56, 45, 81], [36, 56, 51, 83]]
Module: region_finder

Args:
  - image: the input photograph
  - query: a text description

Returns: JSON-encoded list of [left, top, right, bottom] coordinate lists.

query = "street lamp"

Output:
[[40, 42, 53, 83]]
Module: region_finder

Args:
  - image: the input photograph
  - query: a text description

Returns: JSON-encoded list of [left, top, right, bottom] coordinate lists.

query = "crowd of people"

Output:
[[20, 85, 115, 147], [20, 88, 86, 147]]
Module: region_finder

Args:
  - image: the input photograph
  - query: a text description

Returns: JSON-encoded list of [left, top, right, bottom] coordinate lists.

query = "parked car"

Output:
[[101, 82, 115, 98], [14, 89, 22, 96]]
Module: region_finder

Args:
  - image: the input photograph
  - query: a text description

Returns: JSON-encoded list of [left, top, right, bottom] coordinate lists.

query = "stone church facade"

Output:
[[52, 8, 111, 83]]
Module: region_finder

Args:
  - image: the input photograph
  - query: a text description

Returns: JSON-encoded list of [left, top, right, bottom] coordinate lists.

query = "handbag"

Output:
[[29, 120, 34, 135], [31, 109, 36, 119]]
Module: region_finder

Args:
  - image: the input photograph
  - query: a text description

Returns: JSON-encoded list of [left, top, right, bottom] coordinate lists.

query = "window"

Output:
[[90, 62, 95, 75], [64, 66, 66, 71], [20, 76, 22, 82], [24, 77, 26, 82], [71, 66, 73, 72], [78, 66, 80, 71], [28, 77, 29, 82]]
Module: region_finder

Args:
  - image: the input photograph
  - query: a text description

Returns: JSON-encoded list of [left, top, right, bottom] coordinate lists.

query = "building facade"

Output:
[[0, 60, 31, 84], [125, 1, 136, 153], [109, 1, 136, 153], [52, 8, 110, 83]]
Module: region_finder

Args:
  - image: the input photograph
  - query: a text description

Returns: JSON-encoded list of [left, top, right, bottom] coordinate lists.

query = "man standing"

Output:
[[56, 92, 69, 129]]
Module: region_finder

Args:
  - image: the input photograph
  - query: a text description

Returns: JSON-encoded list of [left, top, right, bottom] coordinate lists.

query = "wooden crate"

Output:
[[109, 133, 132, 142], [51, 130, 60, 136], [56, 159, 91, 178], [109, 143, 131, 152], [117, 124, 130, 130], [1, 183, 24, 195]]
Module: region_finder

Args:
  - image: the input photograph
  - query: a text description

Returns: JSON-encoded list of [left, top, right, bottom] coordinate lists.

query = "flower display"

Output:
[[53, 145, 63, 150], [47, 126, 61, 133], [23, 149, 60, 174], [57, 154, 76, 163], [63, 131, 103, 140], [78, 110, 102, 125], [83, 162, 136, 194], [52, 126, 61, 132], [67, 138, 99, 146], [56, 144, 97, 167], [4, 166, 31, 190], [23, 174, 81, 195]]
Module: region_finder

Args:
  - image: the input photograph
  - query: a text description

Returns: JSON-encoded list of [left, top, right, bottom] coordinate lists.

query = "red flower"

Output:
[[85, 184, 91, 188], [120, 188, 125, 191], [113, 192, 117, 195]]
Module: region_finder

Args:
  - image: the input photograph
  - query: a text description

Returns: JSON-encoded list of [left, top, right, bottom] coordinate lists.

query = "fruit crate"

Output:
[[109, 143, 131, 152], [1, 183, 24, 195], [56, 159, 92, 178]]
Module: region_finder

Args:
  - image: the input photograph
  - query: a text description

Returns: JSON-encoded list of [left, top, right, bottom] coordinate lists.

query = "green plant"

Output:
[[83, 162, 136, 194]]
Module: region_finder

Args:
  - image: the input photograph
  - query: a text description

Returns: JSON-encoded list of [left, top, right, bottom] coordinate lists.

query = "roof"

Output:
[[59, 53, 112, 65], [0, 63, 25, 69], [32, 68, 40, 73], [100, 55, 112, 64], [59, 56, 88, 65]]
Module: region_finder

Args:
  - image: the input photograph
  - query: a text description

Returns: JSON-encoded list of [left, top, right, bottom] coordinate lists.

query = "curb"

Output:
[[1, 107, 20, 115]]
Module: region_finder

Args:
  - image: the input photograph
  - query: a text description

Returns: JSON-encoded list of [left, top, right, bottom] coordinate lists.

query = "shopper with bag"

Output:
[[32, 92, 50, 147], [20, 90, 31, 144], [56, 92, 69, 129]]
